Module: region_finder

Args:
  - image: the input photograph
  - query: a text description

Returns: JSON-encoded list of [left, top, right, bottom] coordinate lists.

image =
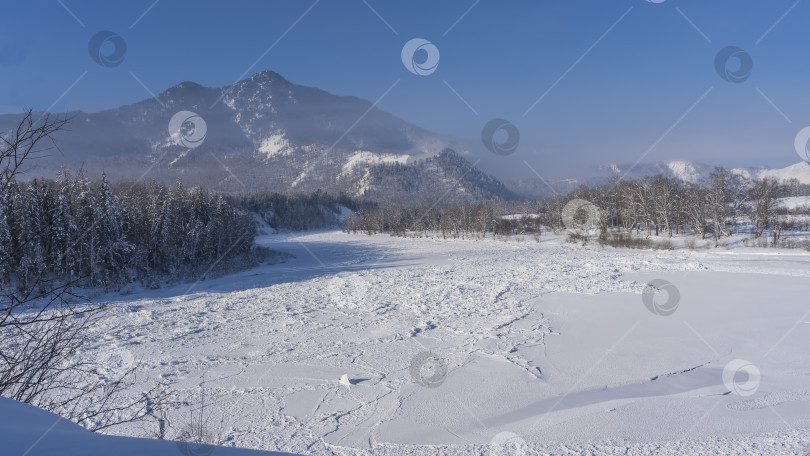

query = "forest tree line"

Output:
[[230, 189, 368, 231], [0, 169, 259, 291], [344, 168, 810, 243]]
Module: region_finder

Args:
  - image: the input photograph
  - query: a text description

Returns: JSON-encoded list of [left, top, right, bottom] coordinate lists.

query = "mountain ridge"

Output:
[[0, 70, 517, 204], [5, 70, 808, 203]]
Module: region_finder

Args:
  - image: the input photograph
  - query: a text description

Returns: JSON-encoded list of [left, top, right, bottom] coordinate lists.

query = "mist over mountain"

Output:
[[3, 70, 808, 204]]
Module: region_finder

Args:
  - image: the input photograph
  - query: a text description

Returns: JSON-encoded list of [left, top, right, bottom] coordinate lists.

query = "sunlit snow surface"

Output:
[[77, 231, 810, 455]]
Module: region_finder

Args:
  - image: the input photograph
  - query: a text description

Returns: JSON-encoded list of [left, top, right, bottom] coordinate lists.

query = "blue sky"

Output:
[[1, 0, 808, 177]]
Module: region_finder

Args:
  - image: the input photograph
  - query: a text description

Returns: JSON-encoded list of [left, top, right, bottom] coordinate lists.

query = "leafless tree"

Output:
[[749, 177, 784, 239], [0, 110, 172, 432]]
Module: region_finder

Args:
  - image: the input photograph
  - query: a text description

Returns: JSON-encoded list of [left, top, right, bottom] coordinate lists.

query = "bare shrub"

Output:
[[566, 232, 589, 245], [654, 239, 674, 251], [684, 237, 697, 250], [173, 380, 226, 447], [0, 111, 172, 433], [597, 232, 652, 249]]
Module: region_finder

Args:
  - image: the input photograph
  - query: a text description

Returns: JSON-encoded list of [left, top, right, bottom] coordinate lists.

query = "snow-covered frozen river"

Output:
[[90, 230, 810, 455]]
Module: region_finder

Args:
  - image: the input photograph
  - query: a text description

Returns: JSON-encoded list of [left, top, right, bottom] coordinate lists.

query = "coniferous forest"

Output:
[[0, 169, 259, 291]]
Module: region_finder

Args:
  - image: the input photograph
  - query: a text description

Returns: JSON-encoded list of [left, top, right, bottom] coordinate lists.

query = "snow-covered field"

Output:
[[72, 230, 810, 455], [779, 195, 810, 211]]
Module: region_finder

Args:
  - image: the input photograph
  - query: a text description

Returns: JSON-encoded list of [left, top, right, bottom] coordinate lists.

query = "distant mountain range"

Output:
[[602, 160, 810, 185], [2, 70, 808, 203], [506, 160, 810, 199]]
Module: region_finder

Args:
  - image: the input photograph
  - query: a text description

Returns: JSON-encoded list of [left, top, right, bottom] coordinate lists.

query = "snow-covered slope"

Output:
[[351, 149, 518, 203], [757, 161, 810, 184], [0, 397, 297, 456], [779, 195, 810, 210]]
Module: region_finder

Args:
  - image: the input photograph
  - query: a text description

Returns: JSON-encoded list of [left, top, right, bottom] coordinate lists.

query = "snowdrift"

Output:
[[0, 397, 299, 456]]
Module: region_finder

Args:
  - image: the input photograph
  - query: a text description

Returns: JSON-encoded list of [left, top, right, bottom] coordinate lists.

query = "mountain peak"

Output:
[[240, 70, 290, 86], [160, 80, 214, 101], [159, 71, 289, 97], [174, 81, 206, 90]]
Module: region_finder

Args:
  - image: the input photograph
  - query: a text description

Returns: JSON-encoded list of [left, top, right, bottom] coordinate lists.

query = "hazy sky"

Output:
[[1, 0, 808, 177]]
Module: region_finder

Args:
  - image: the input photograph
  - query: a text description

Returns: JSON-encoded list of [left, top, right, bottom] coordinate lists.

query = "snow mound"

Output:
[[0, 397, 298, 456]]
